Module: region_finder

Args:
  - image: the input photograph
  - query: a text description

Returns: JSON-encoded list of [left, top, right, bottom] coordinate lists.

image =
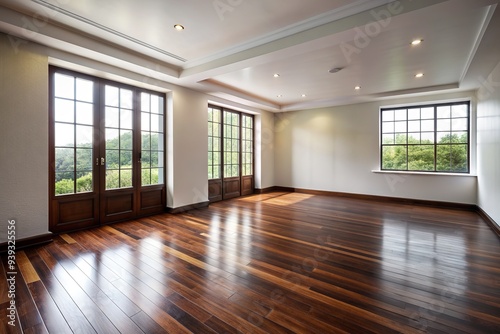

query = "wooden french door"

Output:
[[208, 106, 254, 202], [49, 67, 165, 233]]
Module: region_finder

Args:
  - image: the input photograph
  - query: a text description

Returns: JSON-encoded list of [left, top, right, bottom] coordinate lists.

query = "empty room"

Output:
[[1, 0, 500, 333]]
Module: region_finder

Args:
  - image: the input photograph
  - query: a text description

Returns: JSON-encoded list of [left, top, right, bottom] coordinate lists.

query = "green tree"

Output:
[[55, 178, 74, 195], [408, 145, 434, 171], [55, 130, 162, 194], [382, 133, 468, 172], [382, 146, 407, 170], [76, 172, 93, 192]]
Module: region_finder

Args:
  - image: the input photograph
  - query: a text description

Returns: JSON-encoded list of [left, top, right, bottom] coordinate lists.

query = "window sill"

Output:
[[372, 170, 477, 177]]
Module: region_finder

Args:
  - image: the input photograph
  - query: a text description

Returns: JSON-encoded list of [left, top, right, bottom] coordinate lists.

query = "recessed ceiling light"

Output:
[[273, 73, 280, 78], [174, 24, 185, 31], [354, 86, 361, 90], [415, 73, 424, 78], [328, 67, 342, 74], [301, 94, 307, 98], [411, 39, 423, 46], [277, 94, 283, 98]]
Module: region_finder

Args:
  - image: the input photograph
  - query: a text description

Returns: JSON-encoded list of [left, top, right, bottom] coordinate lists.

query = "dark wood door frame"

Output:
[[49, 67, 166, 233], [208, 106, 254, 202]]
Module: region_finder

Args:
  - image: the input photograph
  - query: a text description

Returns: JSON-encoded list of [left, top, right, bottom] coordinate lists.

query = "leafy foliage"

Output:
[[55, 178, 74, 195], [382, 133, 468, 172], [55, 131, 162, 195]]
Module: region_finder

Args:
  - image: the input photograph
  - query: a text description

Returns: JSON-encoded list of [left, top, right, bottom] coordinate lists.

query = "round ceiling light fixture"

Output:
[[174, 24, 185, 31]]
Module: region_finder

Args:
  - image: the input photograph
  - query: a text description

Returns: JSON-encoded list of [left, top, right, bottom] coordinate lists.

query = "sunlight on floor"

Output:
[[261, 193, 314, 206]]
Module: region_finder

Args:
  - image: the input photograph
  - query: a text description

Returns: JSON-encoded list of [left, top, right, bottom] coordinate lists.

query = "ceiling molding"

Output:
[[0, 5, 181, 79], [184, 0, 396, 68], [0, 0, 494, 113], [459, 4, 497, 84], [32, 0, 187, 63], [281, 96, 372, 112], [181, 0, 450, 80], [369, 84, 461, 98], [201, 79, 281, 111]]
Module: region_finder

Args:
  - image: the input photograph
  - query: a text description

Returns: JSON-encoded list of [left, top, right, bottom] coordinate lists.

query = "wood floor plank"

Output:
[[40, 244, 122, 334], [16, 251, 40, 284], [2, 192, 500, 333], [0, 307, 23, 334], [167, 291, 212, 323], [112, 278, 193, 334], [47, 243, 146, 334], [59, 233, 77, 244], [25, 248, 98, 334], [62, 249, 142, 318], [0, 259, 11, 304], [27, 280, 73, 334], [1, 255, 47, 334], [130, 311, 168, 334], [0, 261, 22, 333]]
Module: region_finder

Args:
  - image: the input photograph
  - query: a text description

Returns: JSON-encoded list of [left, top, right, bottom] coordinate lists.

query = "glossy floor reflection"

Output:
[[2, 192, 500, 333]]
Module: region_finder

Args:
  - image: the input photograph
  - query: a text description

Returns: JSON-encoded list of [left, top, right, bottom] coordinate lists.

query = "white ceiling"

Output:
[[0, 0, 499, 112]]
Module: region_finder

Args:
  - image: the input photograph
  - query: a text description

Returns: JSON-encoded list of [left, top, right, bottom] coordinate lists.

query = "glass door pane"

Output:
[[54, 73, 94, 195], [241, 115, 253, 176], [104, 85, 134, 189], [223, 111, 240, 178], [208, 106, 221, 180], [140, 92, 165, 186]]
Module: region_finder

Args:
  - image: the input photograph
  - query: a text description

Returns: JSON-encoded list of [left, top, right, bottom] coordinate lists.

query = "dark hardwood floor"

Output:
[[2, 192, 500, 333]]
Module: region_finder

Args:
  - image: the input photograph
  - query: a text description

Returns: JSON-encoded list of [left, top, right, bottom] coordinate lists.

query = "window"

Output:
[[50, 66, 166, 233], [223, 110, 240, 178], [104, 85, 134, 189], [141, 92, 165, 186], [381, 101, 470, 173], [208, 106, 221, 180], [208, 105, 254, 201], [53, 73, 95, 195], [241, 114, 254, 176]]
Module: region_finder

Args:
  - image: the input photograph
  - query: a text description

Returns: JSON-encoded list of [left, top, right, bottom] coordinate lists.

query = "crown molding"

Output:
[[184, 0, 395, 68], [32, 0, 187, 63], [459, 4, 497, 84]]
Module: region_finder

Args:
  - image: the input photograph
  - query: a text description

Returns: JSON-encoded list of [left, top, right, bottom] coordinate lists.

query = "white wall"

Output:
[[275, 91, 478, 204], [167, 87, 209, 209], [477, 60, 500, 226], [0, 35, 49, 240], [255, 110, 275, 189]]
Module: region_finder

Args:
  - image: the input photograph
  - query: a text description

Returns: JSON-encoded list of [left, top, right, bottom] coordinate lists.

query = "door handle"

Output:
[[101, 157, 105, 166]]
